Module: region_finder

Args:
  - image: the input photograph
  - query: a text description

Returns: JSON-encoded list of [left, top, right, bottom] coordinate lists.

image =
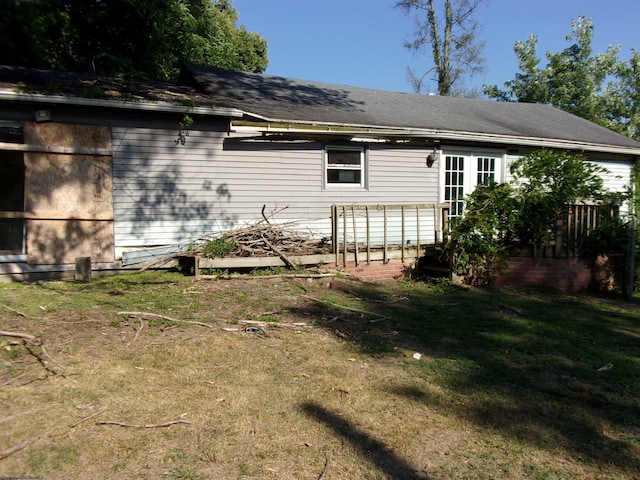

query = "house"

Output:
[[1, 64, 639, 282]]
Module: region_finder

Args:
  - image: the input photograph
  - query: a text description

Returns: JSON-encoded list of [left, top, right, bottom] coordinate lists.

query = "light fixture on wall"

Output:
[[175, 130, 189, 145], [426, 148, 439, 168]]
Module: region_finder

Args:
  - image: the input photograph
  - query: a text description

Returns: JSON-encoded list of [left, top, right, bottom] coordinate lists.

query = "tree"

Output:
[[0, 0, 268, 82], [484, 16, 638, 140], [396, 0, 486, 96], [510, 149, 607, 249]]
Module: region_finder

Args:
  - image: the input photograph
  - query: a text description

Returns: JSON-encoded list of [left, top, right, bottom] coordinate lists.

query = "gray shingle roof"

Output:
[[184, 64, 640, 151]]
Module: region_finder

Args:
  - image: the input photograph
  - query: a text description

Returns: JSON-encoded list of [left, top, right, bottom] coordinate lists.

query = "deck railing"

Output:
[[564, 201, 621, 257], [331, 203, 450, 266]]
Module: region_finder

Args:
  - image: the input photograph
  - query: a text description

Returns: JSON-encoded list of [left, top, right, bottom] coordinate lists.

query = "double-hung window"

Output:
[[325, 146, 365, 188]]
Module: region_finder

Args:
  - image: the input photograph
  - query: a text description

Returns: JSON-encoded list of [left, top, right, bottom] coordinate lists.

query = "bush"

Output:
[[202, 236, 235, 258]]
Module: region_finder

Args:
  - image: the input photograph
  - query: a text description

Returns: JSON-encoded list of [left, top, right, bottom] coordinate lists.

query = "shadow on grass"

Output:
[[298, 278, 640, 475], [300, 401, 431, 480]]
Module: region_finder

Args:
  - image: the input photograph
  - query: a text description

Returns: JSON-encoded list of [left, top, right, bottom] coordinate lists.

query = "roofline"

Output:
[[0, 90, 244, 118], [233, 119, 640, 156]]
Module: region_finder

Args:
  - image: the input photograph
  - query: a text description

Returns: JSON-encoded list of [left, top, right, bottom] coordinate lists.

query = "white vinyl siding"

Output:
[[111, 128, 440, 250]]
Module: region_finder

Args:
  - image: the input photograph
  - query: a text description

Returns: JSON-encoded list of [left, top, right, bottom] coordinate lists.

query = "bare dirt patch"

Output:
[[1, 272, 639, 479]]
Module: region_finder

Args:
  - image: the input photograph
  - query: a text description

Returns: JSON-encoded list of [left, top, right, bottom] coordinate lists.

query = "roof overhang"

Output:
[[233, 115, 640, 157], [0, 90, 244, 118]]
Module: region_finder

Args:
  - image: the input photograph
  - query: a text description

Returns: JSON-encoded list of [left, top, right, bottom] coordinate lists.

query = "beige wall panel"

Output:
[[25, 154, 112, 217], [24, 122, 112, 150], [27, 219, 114, 265]]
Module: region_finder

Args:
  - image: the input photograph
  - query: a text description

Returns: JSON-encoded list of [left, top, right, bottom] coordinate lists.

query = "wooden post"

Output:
[[366, 205, 371, 264], [342, 206, 347, 267], [75, 256, 91, 281], [401, 205, 405, 262], [434, 204, 439, 243], [416, 205, 421, 256], [352, 205, 359, 266], [383, 206, 388, 264], [194, 256, 201, 278]]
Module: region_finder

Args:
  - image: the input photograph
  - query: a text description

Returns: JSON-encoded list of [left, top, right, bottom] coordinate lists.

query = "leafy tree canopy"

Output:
[[484, 16, 639, 140], [0, 0, 268, 82]]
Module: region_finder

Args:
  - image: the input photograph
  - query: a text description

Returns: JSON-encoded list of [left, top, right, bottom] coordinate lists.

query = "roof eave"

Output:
[[233, 117, 640, 156], [0, 90, 244, 118]]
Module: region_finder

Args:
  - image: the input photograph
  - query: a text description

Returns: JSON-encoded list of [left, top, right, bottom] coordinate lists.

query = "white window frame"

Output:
[[323, 145, 367, 189], [439, 148, 506, 218]]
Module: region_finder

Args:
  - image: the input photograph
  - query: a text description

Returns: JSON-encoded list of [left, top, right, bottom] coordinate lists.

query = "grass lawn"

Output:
[[1, 271, 639, 479]]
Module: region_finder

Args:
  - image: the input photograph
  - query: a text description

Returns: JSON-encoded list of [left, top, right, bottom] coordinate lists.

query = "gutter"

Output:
[[0, 90, 244, 118], [232, 118, 640, 157]]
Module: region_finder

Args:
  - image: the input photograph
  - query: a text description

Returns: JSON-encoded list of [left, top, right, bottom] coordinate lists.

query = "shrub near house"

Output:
[[448, 149, 632, 290]]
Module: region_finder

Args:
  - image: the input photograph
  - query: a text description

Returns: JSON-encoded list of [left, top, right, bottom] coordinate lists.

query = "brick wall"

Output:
[[328, 259, 413, 281], [494, 256, 616, 293], [328, 255, 618, 293]]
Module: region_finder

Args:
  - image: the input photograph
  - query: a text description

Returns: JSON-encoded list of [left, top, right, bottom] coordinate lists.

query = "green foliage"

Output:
[[484, 16, 639, 140], [202, 236, 235, 258], [0, 0, 268, 82], [449, 181, 520, 284], [449, 149, 613, 284], [511, 149, 607, 247], [579, 215, 632, 257]]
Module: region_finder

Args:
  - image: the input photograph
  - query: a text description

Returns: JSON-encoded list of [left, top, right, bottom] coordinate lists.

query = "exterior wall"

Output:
[[494, 256, 617, 293], [329, 259, 414, 281], [329, 256, 617, 292], [112, 127, 440, 255], [505, 152, 634, 215]]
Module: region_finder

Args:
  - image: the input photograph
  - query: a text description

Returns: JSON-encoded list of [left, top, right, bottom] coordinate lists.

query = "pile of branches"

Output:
[[186, 208, 331, 269]]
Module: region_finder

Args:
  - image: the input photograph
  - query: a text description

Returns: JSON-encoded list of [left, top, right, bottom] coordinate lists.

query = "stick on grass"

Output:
[[117, 311, 213, 329], [96, 419, 192, 428]]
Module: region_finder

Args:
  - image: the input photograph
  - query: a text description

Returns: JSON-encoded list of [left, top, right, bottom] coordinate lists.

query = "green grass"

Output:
[[1, 272, 639, 479]]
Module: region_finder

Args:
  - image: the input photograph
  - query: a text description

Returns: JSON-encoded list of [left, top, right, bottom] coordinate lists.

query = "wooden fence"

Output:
[[564, 201, 621, 257], [331, 203, 450, 266]]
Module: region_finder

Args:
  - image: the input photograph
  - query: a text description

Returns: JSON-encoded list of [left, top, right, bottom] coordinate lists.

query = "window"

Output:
[[0, 123, 25, 255], [442, 151, 502, 219], [325, 146, 365, 187], [477, 156, 496, 185], [444, 155, 465, 218]]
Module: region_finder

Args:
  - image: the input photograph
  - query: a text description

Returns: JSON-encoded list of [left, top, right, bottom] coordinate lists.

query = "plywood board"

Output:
[[25, 153, 112, 217], [24, 122, 111, 151], [27, 219, 114, 265]]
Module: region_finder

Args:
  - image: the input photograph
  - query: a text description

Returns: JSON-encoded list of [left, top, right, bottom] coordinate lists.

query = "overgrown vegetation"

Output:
[[448, 149, 631, 284], [1, 272, 638, 478], [201, 235, 235, 259]]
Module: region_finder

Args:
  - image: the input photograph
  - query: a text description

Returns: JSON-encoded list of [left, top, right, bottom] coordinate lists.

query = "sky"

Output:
[[233, 0, 640, 96]]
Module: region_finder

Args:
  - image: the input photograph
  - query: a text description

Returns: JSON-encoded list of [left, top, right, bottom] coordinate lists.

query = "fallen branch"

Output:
[[40, 344, 65, 371], [96, 419, 192, 428], [0, 438, 33, 461], [200, 273, 335, 281], [317, 449, 330, 480], [0, 330, 36, 341], [261, 233, 298, 270], [117, 311, 212, 329], [239, 320, 309, 330], [70, 409, 108, 428], [0, 303, 30, 318], [1, 330, 64, 375], [0, 408, 44, 426], [127, 317, 143, 347], [301, 295, 391, 321]]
